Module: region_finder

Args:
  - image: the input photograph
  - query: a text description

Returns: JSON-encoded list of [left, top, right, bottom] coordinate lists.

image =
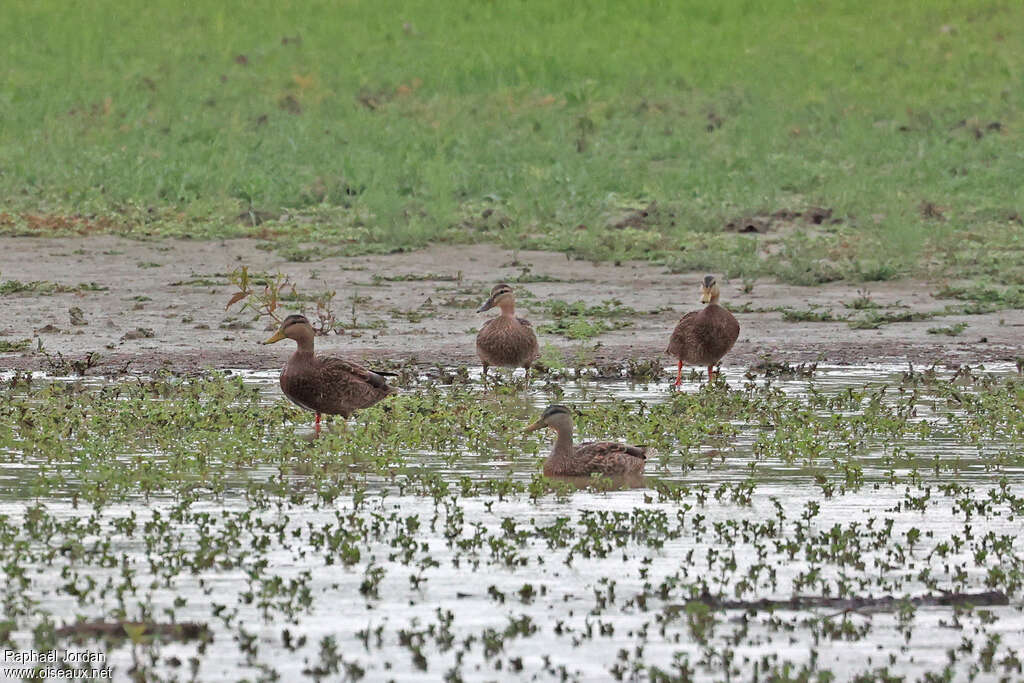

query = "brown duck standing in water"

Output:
[[475, 283, 539, 382], [525, 405, 647, 476], [666, 275, 740, 386], [263, 314, 396, 434]]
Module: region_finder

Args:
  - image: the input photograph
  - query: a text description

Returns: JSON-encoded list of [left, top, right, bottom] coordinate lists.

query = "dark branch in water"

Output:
[[674, 590, 1008, 613], [55, 620, 211, 643]]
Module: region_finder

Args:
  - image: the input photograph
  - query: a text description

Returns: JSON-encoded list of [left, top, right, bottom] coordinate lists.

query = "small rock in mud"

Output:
[[236, 210, 278, 226], [920, 201, 946, 221], [724, 215, 772, 233], [725, 207, 837, 233], [69, 307, 87, 326], [122, 328, 155, 341], [950, 118, 1002, 140], [609, 202, 658, 229], [34, 324, 62, 334], [803, 207, 833, 225], [278, 94, 302, 115]]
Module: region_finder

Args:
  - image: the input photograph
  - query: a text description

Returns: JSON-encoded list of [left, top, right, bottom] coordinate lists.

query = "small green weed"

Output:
[[927, 322, 969, 336], [537, 299, 635, 340], [0, 279, 108, 295], [372, 272, 463, 283], [936, 284, 1024, 310], [848, 310, 935, 330], [845, 289, 880, 310], [781, 308, 847, 323], [0, 339, 31, 352]]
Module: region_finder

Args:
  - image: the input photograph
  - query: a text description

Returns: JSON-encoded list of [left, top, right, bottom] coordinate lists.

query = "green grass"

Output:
[[928, 321, 969, 336], [0, 338, 31, 352], [536, 298, 635, 339], [2, 0, 1023, 284], [0, 277, 108, 295]]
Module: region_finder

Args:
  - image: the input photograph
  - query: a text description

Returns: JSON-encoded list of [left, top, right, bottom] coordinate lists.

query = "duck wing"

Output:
[[283, 355, 396, 417], [575, 441, 648, 475], [666, 310, 702, 357], [319, 356, 394, 391]]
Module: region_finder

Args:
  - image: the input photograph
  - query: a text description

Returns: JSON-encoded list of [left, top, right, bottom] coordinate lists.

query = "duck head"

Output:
[[477, 283, 516, 314], [525, 404, 574, 433], [700, 275, 721, 304], [263, 314, 314, 346]]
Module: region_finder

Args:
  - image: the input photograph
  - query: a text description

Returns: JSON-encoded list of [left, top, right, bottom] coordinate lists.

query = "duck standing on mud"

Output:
[[526, 405, 647, 476], [475, 283, 539, 382], [666, 275, 740, 386], [263, 314, 396, 434]]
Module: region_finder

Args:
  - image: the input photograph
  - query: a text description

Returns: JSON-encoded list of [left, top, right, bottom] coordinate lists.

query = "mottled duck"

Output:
[[525, 405, 647, 476], [666, 275, 739, 386], [475, 283, 539, 382], [264, 314, 396, 434]]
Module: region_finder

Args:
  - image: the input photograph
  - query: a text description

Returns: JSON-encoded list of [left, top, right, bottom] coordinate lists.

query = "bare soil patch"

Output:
[[0, 237, 1020, 374], [724, 206, 837, 234]]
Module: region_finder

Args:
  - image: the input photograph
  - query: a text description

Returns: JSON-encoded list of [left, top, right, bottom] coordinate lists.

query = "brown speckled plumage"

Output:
[[666, 305, 739, 365], [543, 441, 648, 477], [527, 405, 647, 477], [264, 315, 396, 428], [476, 316, 539, 368], [475, 283, 539, 374], [280, 353, 395, 418], [666, 275, 739, 384]]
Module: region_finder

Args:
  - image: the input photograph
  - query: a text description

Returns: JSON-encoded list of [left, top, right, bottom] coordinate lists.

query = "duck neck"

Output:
[[498, 299, 516, 318], [292, 328, 316, 355], [549, 424, 574, 463]]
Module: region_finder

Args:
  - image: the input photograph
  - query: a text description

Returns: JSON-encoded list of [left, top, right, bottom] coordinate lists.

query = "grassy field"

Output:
[[2, 0, 1022, 287]]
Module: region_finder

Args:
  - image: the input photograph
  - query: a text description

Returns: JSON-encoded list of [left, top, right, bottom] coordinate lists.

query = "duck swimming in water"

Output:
[[525, 405, 647, 476]]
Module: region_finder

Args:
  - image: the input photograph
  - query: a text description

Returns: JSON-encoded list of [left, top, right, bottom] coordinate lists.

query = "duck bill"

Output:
[[525, 419, 545, 433], [476, 295, 498, 313], [263, 329, 287, 345], [700, 288, 712, 304]]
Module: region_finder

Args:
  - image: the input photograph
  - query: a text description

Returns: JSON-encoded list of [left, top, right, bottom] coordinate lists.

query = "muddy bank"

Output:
[[0, 237, 1020, 374]]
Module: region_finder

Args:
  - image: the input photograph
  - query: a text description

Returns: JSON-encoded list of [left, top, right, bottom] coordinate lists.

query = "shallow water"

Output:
[[1, 364, 1023, 681]]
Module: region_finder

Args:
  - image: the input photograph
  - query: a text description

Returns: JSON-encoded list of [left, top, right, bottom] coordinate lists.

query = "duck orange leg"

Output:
[[314, 412, 322, 435], [675, 361, 683, 387], [707, 365, 714, 383]]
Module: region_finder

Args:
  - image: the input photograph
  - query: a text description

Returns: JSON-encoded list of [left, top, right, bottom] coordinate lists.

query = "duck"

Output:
[[525, 405, 647, 476], [475, 283, 539, 382], [666, 274, 740, 386], [263, 314, 396, 434]]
